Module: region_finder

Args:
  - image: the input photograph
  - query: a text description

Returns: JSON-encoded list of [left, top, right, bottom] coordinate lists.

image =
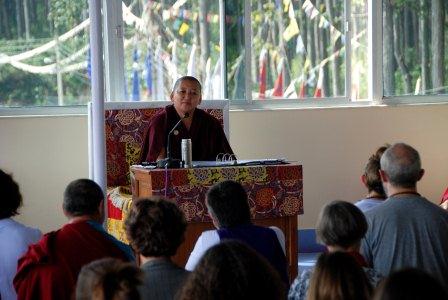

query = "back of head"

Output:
[[380, 143, 422, 188], [76, 257, 143, 300], [177, 240, 286, 300], [63, 179, 104, 217], [364, 145, 389, 197], [206, 180, 251, 227], [307, 252, 372, 300], [316, 200, 367, 249], [0, 169, 22, 219], [125, 197, 186, 257], [373, 268, 448, 300]]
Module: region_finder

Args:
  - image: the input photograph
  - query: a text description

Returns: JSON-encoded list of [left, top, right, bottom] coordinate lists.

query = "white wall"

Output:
[[1, 104, 447, 232]]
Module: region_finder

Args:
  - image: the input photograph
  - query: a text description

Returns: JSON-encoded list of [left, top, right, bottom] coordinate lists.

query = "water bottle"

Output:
[[181, 139, 192, 168]]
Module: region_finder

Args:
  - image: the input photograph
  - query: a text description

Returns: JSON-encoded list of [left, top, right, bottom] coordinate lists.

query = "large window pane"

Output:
[[0, 0, 90, 107], [383, 0, 448, 96], [250, 0, 346, 100], [122, 0, 221, 101], [225, 0, 246, 100]]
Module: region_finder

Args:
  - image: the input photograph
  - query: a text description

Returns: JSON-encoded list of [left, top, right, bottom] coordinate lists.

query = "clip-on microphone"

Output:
[[157, 112, 190, 169]]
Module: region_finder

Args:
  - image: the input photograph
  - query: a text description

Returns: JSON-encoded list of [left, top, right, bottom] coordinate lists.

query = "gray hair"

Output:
[[380, 143, 422, 188], [172, 76, 202, 93]]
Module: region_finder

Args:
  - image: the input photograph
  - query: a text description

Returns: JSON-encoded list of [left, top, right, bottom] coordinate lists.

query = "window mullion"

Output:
[[345, 0, 352, 102], [102, 0, 125, 102], [368, 0, 383, 103], [244, 0, 252, 103]]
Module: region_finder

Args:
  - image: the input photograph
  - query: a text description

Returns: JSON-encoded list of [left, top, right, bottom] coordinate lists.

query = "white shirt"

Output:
[[0, 218, 41, 300], [185, 226, 285, 271]]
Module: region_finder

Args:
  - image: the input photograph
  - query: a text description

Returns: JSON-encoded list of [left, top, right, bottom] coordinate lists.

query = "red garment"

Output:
[[13, 221, 132, 300], [441, 187, 448, 204], [347, 251, 368, 268], [140, 105, 234, 162]]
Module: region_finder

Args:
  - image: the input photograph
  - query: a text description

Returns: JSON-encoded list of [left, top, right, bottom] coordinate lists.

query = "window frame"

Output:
[[1, 0, 447, 117]]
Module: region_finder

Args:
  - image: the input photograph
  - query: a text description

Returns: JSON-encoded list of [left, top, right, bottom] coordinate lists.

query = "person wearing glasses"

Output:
[[139, 76, 234, 163]]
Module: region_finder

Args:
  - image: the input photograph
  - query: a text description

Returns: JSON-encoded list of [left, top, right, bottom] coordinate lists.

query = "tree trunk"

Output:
[[15, 0, 22, 39], [276, 0, 288, 90], [325, 0, 341, 96], [431, 0, 445, 91], [1, 0, 11, 38], [393, 11, 412, 94], [321, 28, 330, 96], [23, 0, 30, 40], [419, 0, 430, 94], [199, 0, 210, 80], [383, 0, 395, 95]]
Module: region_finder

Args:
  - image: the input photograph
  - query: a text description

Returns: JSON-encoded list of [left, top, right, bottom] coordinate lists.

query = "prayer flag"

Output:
[[314, 66, 324, 98]]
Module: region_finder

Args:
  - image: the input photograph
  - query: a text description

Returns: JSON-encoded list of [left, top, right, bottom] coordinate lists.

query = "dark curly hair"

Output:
[[76, 257, 143, 300], [364, 145, 389, 197], [316, 200, 367, 248], [125, 197, 186, 257], [206, 180, 251, 228], [177, 240, 286, 300], [0, 169, 23, 219]]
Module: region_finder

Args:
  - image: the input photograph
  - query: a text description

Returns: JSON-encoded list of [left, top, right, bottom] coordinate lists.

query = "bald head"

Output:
[[380, 143, 422, 188]]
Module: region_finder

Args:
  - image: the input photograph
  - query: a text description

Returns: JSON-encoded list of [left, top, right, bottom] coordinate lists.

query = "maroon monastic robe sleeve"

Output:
[[14, 222, 132, 300], [139, 109, 167, 163]]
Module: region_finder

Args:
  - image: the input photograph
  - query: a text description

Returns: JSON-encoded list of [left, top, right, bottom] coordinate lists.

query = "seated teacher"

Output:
[[140, 76, 234, 163]]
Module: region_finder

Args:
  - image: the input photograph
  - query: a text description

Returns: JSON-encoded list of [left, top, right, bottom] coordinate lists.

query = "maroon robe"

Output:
[[140, 105, 234, 163], [13, 221, 133, 300]]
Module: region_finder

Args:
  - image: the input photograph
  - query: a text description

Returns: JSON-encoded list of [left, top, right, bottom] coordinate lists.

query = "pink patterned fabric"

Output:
[[105, 107, 224, 187]]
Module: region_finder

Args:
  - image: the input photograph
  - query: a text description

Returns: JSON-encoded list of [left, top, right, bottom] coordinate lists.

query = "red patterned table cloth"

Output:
[[131, 164, 303, 222]]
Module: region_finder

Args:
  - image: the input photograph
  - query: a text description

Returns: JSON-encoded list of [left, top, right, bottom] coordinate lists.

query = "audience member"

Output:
[[361, 142, 448, 290], [355, 145, 389, 212], [288, 200, 381, 300], [0, 169, 41, 300], [178, 240, 286, 300], [76, 258, 143, 300], [307, 252, 373, 300], [14, 179, 134, 300], [373, 268, 448, 300], [185, 180, 288, 283], [125, 197, 188, 300]]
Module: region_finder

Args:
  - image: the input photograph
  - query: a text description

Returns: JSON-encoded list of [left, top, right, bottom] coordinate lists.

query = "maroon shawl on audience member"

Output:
[[140, 105, 234, 162], [14, 221, 132, 300]]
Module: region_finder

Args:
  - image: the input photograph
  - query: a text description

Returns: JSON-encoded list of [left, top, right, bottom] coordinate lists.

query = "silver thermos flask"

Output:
[[181, 139, 192, 168]]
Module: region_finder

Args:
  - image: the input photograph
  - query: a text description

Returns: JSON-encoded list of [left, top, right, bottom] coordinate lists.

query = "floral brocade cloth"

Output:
[[136, 164, 303, 222], [107, 164, 303, 242]]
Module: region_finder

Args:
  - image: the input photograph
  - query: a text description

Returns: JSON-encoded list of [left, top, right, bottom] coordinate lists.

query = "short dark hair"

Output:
[[76, 257, 143, 300], [0, 169, 23, 219], [364, 145, 389, 196], [316, 200, 367, 248], [172, 76, 202, 93], [373, 268, 448, 300], [125, 197, 187, 257], [177, 240, 286, 300], [206, 180, 251, 228], [307, 252, 372, 300], [380, 143, 422, 188], [63, 179, 104, 217]]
